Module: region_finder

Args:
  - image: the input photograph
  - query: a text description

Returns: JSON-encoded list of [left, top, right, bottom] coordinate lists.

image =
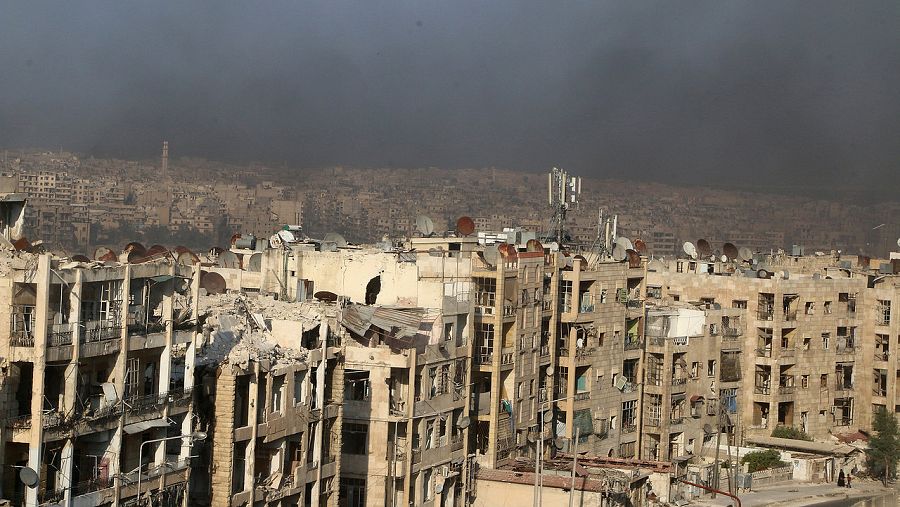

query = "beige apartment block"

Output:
[[0, 250, 201, 507], [195, 294, 344, 507], [648, 254, 900, 443]]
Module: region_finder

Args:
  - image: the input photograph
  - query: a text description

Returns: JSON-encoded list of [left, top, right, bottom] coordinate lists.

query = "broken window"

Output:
[[344, 370, 370, 402], [342, 423, 368, 455], [622, 400, 637, 430], [877, 300, 891, 326]]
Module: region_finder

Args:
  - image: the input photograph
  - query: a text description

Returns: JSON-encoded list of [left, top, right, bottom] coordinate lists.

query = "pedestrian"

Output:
[[846, 474, 851, 488], [837, 469, 845, 487]]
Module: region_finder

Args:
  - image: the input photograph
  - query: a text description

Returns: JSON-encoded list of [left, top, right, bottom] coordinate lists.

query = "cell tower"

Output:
[[547, 167, 581, 243], [161, 141, 169, 180]]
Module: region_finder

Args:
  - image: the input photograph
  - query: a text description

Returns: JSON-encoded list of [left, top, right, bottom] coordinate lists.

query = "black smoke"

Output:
[[2, 1, 899, 196]]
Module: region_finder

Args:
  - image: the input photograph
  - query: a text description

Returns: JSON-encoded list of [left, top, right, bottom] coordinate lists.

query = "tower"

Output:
[[161, 141, 169, 180]]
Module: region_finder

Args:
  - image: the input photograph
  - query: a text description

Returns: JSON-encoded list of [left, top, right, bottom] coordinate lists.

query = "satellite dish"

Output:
[[757, 269, 772, 279], [146, 245, 169, 259], [200, 271, 227, 295], [896, 238, 900, 248], [314, 291, 338, 302], [457, 416, 471, 429], [277, 230, 296, 245], [269, 234, 283, 249], [682, 242, 697, 260], [456, 216, 476, 236], [323, 233, 348, 248], [94, 246, 117, 262], [738, 247, 752, 262], [697, 239, 712, 258], [415, 215, 435, 237], [247, 252, 262, 272], [723, 242, 739, 260], [177, 250, 198, 266], [217, 250, 240, 269], [482, 245, 499, 266], [615, 237, 633, 251], [19, 467, 38, 488], [527, 433, 536, 443], [647, 259, 664, 272], [434, 477, 445, 494], [633, 239, 648, 254], [526, 239, 544, 252], [720, 255, 728, 263], [703, 424, 714, 435], [625, 249, 641, 268], [546, 365, 555, 376], [124, 242, 147, 258], [612, 245, 627, 262]]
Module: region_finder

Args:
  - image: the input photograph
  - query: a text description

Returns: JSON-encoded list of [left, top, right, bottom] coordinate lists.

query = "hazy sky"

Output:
[[2, 1, 899, 193]]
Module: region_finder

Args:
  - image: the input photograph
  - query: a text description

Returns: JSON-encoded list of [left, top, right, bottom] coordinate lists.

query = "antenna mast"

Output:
[[547, 167, 581, 244]]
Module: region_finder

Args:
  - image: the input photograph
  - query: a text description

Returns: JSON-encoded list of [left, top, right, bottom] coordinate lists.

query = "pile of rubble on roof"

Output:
[[197, 292, 329, 369]]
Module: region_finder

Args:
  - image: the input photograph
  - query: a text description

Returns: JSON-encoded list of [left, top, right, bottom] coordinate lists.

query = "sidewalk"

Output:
[[687, 479, 895, 507]]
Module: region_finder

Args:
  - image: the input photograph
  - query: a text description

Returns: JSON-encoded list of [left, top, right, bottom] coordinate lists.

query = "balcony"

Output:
[[624, 335, 644, 351], [723, 327, 742, 338], [540, 345, 549, 357], [450, 433, 464, 452], [875, 352, 889, 362], [573, 392, 590, 402], [754, 384, 771, 395], [10, 330, 35, 347], [621, 424, 637, 434], [669, 417, 685, 426], [500, 348, 514, 365], [756, 348, 772, 358]]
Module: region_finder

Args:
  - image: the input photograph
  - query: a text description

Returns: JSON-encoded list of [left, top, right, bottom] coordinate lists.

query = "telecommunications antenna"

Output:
[[683, 242, 698, 260], [322, 232, 348, 248], [415, 215, 435, 237]]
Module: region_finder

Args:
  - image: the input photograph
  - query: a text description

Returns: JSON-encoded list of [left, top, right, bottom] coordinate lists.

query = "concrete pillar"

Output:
[[26, 254, 51, 507], [60, 439, 74, 507]]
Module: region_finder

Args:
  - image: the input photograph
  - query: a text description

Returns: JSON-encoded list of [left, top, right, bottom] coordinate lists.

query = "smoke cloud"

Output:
[[2, 1, 899, 195]]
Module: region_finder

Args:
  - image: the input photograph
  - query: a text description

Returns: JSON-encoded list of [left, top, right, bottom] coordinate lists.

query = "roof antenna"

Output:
[[547, 167, 581, 244]]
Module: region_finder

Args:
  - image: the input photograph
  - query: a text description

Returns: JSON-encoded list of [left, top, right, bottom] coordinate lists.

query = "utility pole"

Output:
[[568, 427, 581, 507], [712, 399, 724, 498]]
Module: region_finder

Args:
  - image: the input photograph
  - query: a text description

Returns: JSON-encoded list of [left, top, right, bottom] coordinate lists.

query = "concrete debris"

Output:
[[197, 293, 332, 369]]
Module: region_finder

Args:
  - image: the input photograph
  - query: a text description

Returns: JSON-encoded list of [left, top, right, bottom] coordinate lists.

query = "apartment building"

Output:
[[648, 254, 900, 441], [0, 249, 202, 507], [193, 293, 344, 507]]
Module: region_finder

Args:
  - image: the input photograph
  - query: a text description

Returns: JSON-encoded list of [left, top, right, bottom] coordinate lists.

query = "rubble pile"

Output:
[[197, 292, 319, 369]]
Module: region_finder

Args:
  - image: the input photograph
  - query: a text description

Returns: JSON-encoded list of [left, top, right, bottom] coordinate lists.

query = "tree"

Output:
[[740, 449, 787, 473], [866, 408, 900, 485], [771, 426, 812, 441]]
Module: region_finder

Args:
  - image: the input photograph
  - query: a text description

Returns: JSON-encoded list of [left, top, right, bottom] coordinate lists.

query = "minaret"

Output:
[[161, 141, 169, 180]]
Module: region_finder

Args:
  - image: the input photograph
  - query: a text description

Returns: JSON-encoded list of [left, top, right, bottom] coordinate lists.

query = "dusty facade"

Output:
[[0, 249, 201, 507]]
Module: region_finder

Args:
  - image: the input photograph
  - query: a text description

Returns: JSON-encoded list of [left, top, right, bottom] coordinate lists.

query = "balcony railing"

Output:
[[756, 347, 772, 358], [81, 325, 122, 343], [621, 424, 637, 434], [573, 392, 590, 401], [722, 328, 742, 338], [72, 477, 111, 497], [540, 345, 549, 357], [778, 386, 795, 395], [669, 417, 684, 426], [10, 331, 35, 347], [671, 377, 687, 386], [874, 352, 889, 362], [624, 335, 643, 351], [48, 328, 74, 347], [5, 413, 31, 429], [754, 384, 771, 395], [780, 348, 795, 358]]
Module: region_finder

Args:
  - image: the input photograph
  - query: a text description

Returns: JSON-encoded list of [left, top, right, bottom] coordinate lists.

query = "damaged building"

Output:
[[0, 247, 202, 507], [192, 293, 344, 507]]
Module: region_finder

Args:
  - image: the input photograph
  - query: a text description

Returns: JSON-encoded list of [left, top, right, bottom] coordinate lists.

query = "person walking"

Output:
[[837, 470, 846, 487], [846, 474, 851, 488]]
